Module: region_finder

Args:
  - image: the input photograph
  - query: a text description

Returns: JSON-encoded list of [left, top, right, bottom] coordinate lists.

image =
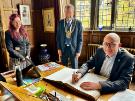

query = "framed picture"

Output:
[[42, 8, 55, 32], [19, 5, 31, 25]]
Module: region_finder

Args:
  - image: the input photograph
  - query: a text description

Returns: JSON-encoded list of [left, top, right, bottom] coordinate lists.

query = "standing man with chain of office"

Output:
[[56, 4, 83, 69]]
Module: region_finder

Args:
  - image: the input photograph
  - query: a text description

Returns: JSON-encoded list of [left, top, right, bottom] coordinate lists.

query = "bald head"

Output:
[[103, 33, 121, 57], [104, 33, 120, 43]]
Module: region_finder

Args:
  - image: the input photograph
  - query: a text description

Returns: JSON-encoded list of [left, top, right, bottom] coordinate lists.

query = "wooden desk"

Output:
[[0, 64, 114, 101], [0, 81, 42, 101]]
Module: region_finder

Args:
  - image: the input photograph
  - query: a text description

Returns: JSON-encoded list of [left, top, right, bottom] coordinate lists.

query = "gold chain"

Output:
[[64, 19, 76, 38]]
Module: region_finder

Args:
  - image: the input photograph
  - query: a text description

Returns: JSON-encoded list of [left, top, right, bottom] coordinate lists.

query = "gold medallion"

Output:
[[66, 31, 71, 38], [64, 18, 76, 38]]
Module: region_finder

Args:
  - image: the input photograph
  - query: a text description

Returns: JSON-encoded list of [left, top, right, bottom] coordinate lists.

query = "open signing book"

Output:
[[44, 68, 107, 101]]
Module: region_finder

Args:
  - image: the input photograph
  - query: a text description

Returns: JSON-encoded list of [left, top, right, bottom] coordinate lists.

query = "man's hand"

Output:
[[72, 72, 82, 83], [76, 53, 80, 60], [58, 49, 62, 56], [80, 82, 101, 90]]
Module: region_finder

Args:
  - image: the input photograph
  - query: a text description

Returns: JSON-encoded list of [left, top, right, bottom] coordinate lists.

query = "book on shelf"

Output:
[[43, 67, 107, 101]]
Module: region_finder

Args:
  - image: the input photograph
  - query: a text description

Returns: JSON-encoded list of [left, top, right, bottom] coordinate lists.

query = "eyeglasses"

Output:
[[102, 42, 117, 48]]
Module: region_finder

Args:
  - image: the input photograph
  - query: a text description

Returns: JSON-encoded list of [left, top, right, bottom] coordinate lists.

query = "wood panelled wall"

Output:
[[1, 0, 135, 69], [32, 0, 135, 65], [79, 31, 135, 64], [0, 0, 37, 69], [32, 0, 60, 63], [89, 31, 135, 48], [32, 0, 90, 65], [0, 0, 60, 67]]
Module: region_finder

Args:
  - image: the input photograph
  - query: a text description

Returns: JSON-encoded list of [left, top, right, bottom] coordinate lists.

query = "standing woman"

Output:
[[5, 13, 31, 70]]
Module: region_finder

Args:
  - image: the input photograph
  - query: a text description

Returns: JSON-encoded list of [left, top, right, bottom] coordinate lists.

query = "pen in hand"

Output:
[[72, 71, 82, 83], [72, 71, 77, 83]]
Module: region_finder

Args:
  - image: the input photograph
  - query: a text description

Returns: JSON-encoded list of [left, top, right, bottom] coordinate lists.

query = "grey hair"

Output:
[[64, 4, 74, 11], [105, 33, 120, 43]]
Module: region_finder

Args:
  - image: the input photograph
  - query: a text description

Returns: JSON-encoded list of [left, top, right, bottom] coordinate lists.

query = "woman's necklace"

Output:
[[64, 18, 76, 38]]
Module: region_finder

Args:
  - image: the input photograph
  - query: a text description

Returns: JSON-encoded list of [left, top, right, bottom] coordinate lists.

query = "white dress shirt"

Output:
[[100, 53, 117, 77]]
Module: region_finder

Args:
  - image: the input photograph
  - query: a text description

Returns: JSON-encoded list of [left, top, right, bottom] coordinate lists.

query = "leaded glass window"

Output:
[[75, 0, 91, 29], [116, 0, 135, 30], [98, 0, 112, 28]]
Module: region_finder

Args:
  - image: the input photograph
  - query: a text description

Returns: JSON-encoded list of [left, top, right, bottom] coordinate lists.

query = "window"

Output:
[[75, 0, 91, 29], [75, 0, 135, 31], [116, 0, 135, 30], [98, 0, 112, 28]]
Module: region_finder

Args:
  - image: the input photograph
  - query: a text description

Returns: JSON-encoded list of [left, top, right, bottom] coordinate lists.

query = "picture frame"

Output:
[[19, 5, 31, 25], [42, 8, 55, 32]]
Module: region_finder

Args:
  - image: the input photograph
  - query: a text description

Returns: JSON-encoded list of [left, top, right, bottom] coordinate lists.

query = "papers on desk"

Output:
[[37, 62, 61, 71], [44, 68, 107, 100], [109, 89, 135, 101], [23, 77, 40, 85], [25, 85, 41, 94], [25, 84, 45, 97]]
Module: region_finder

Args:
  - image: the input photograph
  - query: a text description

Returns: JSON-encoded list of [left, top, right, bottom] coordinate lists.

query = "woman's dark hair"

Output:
[[9, 13, 28, 40]]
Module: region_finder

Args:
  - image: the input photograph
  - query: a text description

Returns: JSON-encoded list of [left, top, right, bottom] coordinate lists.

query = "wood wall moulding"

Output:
[[86, 31, 135, 48], [91, 35, 100, 44], [133, 38, 135, 48], [32, 11, 43, 33], [83, 35, 88, 43], [26, 27, 33, 31], [79, 46, 87, 62], [120, 36, 132, 48], [2, 8, 17, 11], [83, 32, 89, 43], [2, 0, 12, 8], [27, 29, 35, 45], [0, 0, 40, 67], [1, 10, 13, 31]]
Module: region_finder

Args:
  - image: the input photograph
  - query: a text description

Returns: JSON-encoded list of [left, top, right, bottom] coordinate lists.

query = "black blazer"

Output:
[[79, 47, 134, 93], [5, 30, 30, 60]]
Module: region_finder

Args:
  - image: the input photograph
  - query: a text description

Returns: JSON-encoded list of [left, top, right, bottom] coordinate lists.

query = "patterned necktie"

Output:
[[67, 20, 71, 31]]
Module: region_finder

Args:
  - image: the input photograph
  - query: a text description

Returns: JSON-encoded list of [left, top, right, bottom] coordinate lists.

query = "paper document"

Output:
[[109, 89, 135, 101], [44, 68, 107, 100]]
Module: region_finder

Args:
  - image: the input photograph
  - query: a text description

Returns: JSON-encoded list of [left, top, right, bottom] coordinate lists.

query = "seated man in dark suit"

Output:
[[72, 33, 134, 93]]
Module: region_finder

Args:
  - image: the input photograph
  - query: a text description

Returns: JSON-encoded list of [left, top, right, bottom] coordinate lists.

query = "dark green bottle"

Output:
[[15, 59, 23, 86]]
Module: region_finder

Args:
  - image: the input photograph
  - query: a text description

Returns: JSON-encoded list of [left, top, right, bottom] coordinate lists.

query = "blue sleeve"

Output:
[[78, 48, 99, 76], [56, 21, 61, 49], [76, 21, 83, 53]]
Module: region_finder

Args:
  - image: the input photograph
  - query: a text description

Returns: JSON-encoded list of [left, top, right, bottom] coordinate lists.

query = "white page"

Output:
[[45, 67, 107, 100], [66, 73, 107, 99], [109, 89, 135, 101], [45, 68, 78, 82]]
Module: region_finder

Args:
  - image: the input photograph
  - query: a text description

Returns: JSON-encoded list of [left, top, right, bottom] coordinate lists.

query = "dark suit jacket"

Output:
[[56, 19, 83, 55], [78, 47, 134, 93], [5, 30, 30, 60]]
